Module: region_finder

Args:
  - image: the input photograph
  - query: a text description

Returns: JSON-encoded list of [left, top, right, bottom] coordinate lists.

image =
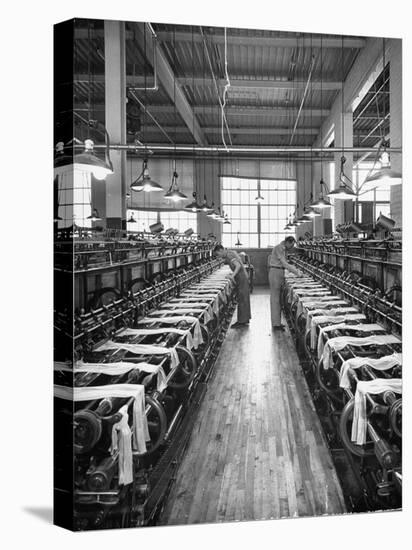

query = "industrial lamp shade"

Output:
[[131, 159, 163, 192], [327, 183, 356, 200], [54, 139, 114, 180], [87, 208, 102, 221], [207, 203, 219, 218], [127, 213, 137, 223], [184, 192, 202, 212], [364, 167, 402, 186], [310, 196, 332, 208], [310, 179, 332, 208], [305, 208, 321, 218], [164, 171, 188, 202], [329, 157, 356, 200], [364, 150, 402, 187], [200, 195, 213, 212]]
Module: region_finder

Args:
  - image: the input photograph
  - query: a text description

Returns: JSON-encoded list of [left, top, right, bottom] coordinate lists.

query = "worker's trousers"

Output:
[[268, 267, 285, 326]]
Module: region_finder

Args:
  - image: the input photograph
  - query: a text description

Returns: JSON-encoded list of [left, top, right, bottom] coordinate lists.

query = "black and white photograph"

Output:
[[52, 16, 404, 531], [4, 1, 411, 546]]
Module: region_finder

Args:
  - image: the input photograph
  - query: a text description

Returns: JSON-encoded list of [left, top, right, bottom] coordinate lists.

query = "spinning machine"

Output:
[[54, 232, 236, 530], [282, 236, 402, 511]]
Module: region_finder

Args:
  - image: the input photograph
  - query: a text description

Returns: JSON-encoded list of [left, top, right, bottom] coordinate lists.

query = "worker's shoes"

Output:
[[231, 322, 249, 329], [272, 325, 285, 331]]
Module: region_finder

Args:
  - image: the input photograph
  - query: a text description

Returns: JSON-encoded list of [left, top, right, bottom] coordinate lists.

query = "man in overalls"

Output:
[[214, 244, 251, 328], [268, 236, 302, 331]]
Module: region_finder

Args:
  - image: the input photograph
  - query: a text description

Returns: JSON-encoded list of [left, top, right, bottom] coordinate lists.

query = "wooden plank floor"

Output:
[[159, 288, 346, 526]]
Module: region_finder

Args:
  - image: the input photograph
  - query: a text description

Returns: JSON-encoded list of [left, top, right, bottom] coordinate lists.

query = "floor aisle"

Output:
[[159, 288, 346, 525]]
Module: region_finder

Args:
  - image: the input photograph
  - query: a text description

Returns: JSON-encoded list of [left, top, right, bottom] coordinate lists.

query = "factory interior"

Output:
[[53, 19, 403, 531]]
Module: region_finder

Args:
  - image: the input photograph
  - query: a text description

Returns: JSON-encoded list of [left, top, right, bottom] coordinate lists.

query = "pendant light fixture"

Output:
[[327, 156, 356, 200], [164, 165, 188, 202], [310, 179, 332, 208], [185, 27, 202, 215], [87, 208, 102, 222], [127, 212, 137, 223], [131, 158, 163, 192], [55, 23, 114, 181], [200, 194, 213, 213], [207, 202, 218, 218], [184, 192, 202, 213], [364, 143, 402, 186], [283, 216, 291, 230], [214, 206, 225, 222], [305, 205, 321, 218], [200, 45, 213, 214], [311, 36, 332, 210], [328, 36, 356, 201], [74, 139, 113, 180], [235, 232, 242, 246], [54, 138, 113, 180], [164, 31, 188, 204], [364, 39, 401, 187]]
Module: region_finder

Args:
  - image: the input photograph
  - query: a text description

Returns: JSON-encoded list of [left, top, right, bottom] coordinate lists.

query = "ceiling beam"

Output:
[[74, 27, 366, 49], [144, 125, 319, 136], [156, 31, 366, 50], [179, 77, 343, 90], [74, 102, 330, 118], [74, 74, 342, 90], [132, 23, 207, 145], [314, 37, 388, 148]]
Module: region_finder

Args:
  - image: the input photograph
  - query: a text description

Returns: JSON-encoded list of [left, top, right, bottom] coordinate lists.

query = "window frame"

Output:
[[221, 176, 296, 249]]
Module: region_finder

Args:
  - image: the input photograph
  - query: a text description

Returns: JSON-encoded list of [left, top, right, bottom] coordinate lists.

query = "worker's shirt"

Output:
[[223, 250, 247, 276], [268, 242, 288, 268]]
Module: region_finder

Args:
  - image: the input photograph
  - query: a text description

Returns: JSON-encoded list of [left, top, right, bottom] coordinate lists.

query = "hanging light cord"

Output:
[[221, 27, 231, 151]]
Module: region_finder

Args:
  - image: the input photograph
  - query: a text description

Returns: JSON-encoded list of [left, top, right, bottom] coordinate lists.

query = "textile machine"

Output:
[[54, 235, 236, 529], [282, 237, 402, 512]]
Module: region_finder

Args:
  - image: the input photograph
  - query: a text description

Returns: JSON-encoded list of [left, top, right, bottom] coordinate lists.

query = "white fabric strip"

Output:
[[321, 334, 401, 370], [95, 341, 179, 369], [309, 313, 366, 348], [151, 307, 212, 324], [297, 298, 348, 318], [110, 405, 133, 485], [351, 378, 402, 445], [54, 360, 168, 393], [339, 353, 402, 389], [168, 299, 218, 316], [118, 326, 194, 351], [54, 383, 150, 453], [138, 315, 203, 348], [317, 323, 386, 359]]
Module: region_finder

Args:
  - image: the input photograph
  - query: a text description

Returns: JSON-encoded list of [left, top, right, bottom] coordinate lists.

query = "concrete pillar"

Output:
[[104, 21, 127, 229], [197, 160, 221, 240], [388, 39, 402, 227], [295, 160, 312, 239], [334, 111, 353, 226]]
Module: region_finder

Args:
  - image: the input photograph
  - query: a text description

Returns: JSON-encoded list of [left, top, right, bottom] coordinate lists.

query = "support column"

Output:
[[197, 160, 221, 240], [295, 160, 311, 239], [388, 39, 402, 227], [104, 21, 127, 229], [334, 112, 353, 226]]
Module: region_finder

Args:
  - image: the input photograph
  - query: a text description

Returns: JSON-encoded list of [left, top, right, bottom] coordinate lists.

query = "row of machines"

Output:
[[54, 243, 235, 530], [282, 238, 402, 512]]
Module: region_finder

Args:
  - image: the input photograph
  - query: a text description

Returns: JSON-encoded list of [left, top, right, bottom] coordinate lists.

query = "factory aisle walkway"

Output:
[[159, 288, 346, 525]]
